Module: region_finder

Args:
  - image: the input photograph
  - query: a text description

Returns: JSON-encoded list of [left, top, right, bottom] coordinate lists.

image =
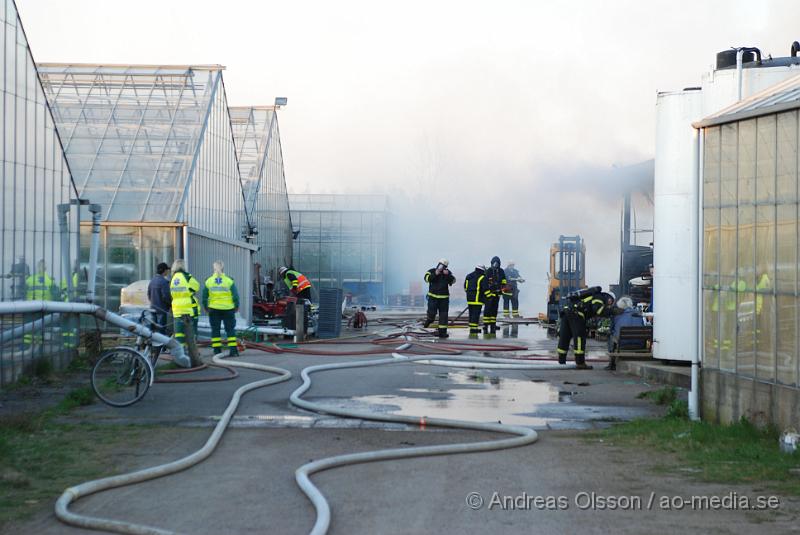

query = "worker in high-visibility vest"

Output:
[[715, 278, 745, 358], [754, 271, 771, 338], [170, 259, 200, 352], [23, 260, 58, 348], [279, 266, 313, 302], [59, 268, 80, 350], [202, 261, 240, 357]]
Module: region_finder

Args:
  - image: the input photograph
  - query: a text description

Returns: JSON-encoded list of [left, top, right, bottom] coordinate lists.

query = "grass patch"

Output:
[[31, 358, 54, 381], [0, 419, 149, 527], [155, 361, 181, 372], [0, 386, 145, 528], [597, 416, 800, 495], [636, 385, 679, 405], [66, 353, 93, 373], [56, 387, 95, 412]]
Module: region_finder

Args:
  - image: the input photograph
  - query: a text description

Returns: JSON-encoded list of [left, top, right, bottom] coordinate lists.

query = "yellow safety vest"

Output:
[[205, 274, 235, 310], [25, 272, 55, 300], [755, 273, 771, 315], [60, 272, 79, 301], [171, 271, 199, 316], [724, 279, 746, 311]]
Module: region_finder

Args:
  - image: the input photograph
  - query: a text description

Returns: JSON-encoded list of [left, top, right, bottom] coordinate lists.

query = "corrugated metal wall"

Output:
[[187, 228, 253, 323]]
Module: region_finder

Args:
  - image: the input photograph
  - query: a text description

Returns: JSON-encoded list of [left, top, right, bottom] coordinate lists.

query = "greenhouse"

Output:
[[697, 74, 800, 428], [37, 63, 258, 317], [0, 0, 80, 384], [289, 194, 387, 304], [230, 105, 293, 296]]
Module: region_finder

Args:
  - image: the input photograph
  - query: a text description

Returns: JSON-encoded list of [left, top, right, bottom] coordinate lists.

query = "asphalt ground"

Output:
[[9, 322, 800, 534]]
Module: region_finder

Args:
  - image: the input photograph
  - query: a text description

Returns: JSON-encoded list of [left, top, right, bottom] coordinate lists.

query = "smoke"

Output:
[[379, 149, 653, 314]]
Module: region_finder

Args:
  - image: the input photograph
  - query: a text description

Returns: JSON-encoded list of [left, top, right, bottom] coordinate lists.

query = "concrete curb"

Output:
[[618, 360, 691, 389]]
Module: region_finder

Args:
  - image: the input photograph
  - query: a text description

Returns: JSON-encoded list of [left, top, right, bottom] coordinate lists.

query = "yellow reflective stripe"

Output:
[[427, 292, 449, 298]]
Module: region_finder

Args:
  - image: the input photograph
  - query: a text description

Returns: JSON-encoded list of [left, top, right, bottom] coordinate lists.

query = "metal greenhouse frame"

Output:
[[230, 105, 293, 294], [37, 63, 256, 318], [0, 0, 82, 385]]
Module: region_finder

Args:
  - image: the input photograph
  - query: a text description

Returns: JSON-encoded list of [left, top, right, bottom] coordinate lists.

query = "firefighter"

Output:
[[203, 261, 240, 357], [483, 256, 506, 336], [557, 287, 613, 369], [170, 259, 200, 352], [423, 259, 455, 338], [279, 266, 313, 302], [502, 260, 525, 318], [464, 264, 491, 338], [23, 259, 59, 349]]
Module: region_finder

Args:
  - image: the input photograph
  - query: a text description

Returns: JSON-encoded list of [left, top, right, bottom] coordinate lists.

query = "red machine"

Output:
[[253, 296, 296, 321]]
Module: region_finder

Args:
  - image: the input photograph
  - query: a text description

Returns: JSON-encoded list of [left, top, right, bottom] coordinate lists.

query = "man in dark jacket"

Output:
[[423, 259, 455, 338], [464, 265, 491, 338], [147, 262, 172, 334], [483, 256, 507, 336]]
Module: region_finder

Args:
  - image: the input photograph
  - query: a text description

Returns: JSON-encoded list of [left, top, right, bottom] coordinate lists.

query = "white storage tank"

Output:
[[653, 44, 800, 362]]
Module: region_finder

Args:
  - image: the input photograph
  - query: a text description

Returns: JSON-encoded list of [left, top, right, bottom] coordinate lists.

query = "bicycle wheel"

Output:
[[91, 347, 153, 407]]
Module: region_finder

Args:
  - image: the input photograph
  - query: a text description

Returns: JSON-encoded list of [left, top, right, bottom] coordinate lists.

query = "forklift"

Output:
[[546, 235, 587, 325]]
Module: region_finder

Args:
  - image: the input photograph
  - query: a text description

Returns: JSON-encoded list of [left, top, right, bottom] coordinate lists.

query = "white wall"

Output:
[[653, 62, 800, 361]]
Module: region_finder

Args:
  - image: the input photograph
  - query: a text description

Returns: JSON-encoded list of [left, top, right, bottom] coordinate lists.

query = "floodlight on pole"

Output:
[[275, 97, 288, 107]]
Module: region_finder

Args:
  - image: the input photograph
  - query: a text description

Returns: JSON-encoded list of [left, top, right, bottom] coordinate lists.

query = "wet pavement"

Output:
[[61, 321, 665, 430], [18, 319, 798, 535]]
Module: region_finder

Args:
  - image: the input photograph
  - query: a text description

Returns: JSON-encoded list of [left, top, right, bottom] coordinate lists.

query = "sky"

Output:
[[17, 0, 800, 312]]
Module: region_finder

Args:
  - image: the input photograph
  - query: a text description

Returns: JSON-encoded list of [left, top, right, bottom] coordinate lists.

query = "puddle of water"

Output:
[[345, 370, 563, 426]]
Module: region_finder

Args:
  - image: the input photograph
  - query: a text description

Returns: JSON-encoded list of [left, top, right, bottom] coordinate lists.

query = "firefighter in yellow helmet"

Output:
[[202, 261, 240, 357], [170, 259, 200, 352]]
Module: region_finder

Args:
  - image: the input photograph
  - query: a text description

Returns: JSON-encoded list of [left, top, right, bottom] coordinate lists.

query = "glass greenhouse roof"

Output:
[[230, 106, 293, 275], [289, 194, 388, 212], [230, 106, 274, 214], [37, 64, 226, 223]]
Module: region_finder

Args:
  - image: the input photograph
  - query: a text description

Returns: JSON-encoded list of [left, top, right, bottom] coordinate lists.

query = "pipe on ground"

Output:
[[0, 313, 59, 344], [0, 301, 189, 368]]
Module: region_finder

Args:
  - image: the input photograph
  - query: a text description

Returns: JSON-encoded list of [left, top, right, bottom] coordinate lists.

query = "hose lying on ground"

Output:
[[291, 353, 573, 535], [54, 353, 292, 535], [55, 329, 569, 535]]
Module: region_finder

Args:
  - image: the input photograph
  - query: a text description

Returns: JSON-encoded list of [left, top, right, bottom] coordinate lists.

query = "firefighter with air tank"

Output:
[[556, 286, 614, 369]]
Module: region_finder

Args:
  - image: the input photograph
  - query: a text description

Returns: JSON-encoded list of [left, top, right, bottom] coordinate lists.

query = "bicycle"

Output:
[[91, 309, 169, 407]]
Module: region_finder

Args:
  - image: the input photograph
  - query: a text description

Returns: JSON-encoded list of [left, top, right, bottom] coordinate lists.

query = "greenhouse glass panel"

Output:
[[0, 0, 80, 385], [230, 106, 293, 282], [39, 64, 248, 242]]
